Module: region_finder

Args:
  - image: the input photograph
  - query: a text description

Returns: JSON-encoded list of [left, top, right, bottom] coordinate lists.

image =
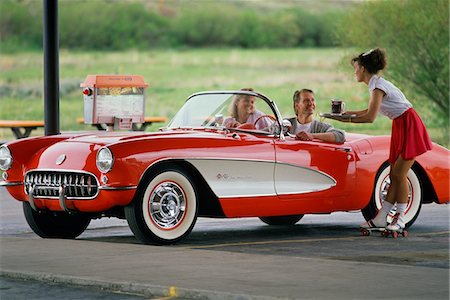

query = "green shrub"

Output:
[[0, 0, 42, 51], [171, 5, 240, 47]]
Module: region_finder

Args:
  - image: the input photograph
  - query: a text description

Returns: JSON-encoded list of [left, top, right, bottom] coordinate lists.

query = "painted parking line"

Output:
[[185, 230, 450, 249]]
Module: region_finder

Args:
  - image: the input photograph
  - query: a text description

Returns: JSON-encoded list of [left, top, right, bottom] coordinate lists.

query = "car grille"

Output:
[[24, 170, 99, 199]]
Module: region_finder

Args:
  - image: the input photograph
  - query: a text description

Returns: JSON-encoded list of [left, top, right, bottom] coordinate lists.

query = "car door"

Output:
[[274, 135, 356, 211]]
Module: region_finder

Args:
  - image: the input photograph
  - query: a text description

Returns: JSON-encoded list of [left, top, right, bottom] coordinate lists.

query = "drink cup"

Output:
[[331, 99, 345, 114], [215, 114, 224, 126]]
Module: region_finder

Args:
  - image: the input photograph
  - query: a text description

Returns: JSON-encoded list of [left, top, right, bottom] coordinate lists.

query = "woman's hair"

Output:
[[230, 88, 255, 119], [351, 48, 387, 74]]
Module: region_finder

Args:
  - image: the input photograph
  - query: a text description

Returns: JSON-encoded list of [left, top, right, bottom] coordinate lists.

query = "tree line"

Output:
[[0, 0, 342, 51]]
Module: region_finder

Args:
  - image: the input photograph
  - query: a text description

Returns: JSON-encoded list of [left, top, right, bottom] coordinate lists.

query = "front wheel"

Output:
[[259, 214, 304, 226], [362, 163, 422, 228], [125, 166, 198, 245], [23, 202, 91, 238]]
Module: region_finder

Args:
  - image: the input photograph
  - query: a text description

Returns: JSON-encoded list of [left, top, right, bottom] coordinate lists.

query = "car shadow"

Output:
[[79, 222, 359, 246]]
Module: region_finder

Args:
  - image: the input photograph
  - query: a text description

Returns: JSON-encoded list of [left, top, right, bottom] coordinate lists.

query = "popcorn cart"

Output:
[[80, 75, 149, 130]]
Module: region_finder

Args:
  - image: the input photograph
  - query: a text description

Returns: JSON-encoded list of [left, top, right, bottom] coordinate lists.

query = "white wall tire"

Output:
[[125, 167, 198, 245], [362, 163, 422, 228]]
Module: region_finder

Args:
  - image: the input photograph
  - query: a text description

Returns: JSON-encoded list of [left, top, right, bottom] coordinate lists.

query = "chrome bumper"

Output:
[[0, 181, 22, 187], [27, 184, 137, 213]]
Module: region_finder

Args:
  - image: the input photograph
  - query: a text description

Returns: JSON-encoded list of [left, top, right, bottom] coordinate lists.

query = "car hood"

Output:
[[27, 129, 227, 171]]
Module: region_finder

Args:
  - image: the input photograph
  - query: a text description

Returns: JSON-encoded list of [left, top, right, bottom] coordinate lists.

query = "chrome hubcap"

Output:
[[149, 182, 186, 229]]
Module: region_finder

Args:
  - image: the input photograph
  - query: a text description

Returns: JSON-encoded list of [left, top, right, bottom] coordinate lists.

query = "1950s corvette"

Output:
[[1, 90, 448, 244]]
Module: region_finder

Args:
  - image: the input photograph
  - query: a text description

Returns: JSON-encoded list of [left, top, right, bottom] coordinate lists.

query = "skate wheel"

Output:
[[361, 229, 370, 236], [392, 231, 399, 238], [402, 230, 408, 237], [381, 230, 389, 237]]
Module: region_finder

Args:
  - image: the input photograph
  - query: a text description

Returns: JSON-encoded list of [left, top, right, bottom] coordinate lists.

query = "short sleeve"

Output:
[[369, 76, 388, 96]]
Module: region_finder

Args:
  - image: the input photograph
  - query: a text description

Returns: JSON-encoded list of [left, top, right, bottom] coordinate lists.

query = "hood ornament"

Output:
[[56, 154, 66, 165]]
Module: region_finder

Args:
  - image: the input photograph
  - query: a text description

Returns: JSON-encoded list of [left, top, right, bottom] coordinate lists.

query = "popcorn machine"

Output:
[[80, 75, 149, 130]]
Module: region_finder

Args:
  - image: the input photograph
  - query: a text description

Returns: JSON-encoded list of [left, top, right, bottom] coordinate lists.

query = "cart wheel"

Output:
[[402, 230, 408, 238], [392, 231, 399, 238]]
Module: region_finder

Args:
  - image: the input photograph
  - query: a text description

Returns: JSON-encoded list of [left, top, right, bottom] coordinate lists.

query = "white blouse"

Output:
[[369, 75, 412, 119]]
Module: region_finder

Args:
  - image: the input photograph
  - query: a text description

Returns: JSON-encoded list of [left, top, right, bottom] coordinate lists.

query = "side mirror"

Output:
[[281, 119, 292, 135]]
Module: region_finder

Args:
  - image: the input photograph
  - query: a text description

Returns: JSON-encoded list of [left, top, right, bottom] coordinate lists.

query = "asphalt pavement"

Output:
[[1, 187, 449, 299]]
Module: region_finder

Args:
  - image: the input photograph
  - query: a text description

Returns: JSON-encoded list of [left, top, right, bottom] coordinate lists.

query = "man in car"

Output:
[[287, 89, 345, 143]]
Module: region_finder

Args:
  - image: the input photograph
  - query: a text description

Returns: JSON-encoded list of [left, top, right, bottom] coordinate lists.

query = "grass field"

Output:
[[0, 48, 447, 146]]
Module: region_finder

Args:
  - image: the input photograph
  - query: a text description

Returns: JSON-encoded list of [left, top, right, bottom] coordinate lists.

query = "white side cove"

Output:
[[274, 162, 336, 195], [186, 159, 276, 197], [186, 159, 336, 198]]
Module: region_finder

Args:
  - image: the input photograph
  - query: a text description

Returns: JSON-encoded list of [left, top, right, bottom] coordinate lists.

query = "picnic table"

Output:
[[76, 116, 168, 131], [0, 120, 45, 139]]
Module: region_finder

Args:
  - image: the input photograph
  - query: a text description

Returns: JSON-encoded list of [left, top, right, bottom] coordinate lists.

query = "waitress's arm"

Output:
[[329, 89, 384, 123], [350, 89, 384, 123]]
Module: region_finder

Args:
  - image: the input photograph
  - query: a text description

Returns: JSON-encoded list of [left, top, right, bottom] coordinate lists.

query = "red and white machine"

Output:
[[80, 75, 148, 130]]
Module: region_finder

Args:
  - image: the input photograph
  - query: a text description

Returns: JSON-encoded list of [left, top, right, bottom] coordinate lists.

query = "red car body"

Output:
[[1, 91, 448, 244]]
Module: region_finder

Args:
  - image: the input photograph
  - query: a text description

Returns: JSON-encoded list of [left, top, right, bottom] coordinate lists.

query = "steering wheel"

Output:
[[236, 123, 256, 130], [253, 114, 276, 128]]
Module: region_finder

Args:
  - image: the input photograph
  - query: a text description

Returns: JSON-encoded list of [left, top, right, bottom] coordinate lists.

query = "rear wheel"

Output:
[[23, 202, 91, 238], [362, 163, 422, 228], [125, 166, 198, 245], [259, 214, 304, 226]]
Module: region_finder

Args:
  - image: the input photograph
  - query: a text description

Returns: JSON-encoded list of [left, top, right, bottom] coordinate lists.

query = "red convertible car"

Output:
[[1, 91, 448, 244]]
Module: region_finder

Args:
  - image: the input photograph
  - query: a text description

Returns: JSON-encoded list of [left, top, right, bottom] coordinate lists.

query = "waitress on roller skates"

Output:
[[327, 48, 432, 233]]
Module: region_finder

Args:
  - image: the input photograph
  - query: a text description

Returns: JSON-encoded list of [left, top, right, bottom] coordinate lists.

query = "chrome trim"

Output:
[[139, 157, 276, 186], [58, 185, 73, 213], [24, 169, 100, 200], [96, 147, 114, 173], [0, 144, 13, 171], [141, 157, 338, 194], [219, 193, 277, 199], [171, 90, 284, 138], [184, 157, 337, 186], [0, 181, 22, 187], [28, 186, 37, 211], [55, 154, 66, 165], [186, 158, 337, 197], [98, 185, 137, 190], [25, 168, 98, 176]]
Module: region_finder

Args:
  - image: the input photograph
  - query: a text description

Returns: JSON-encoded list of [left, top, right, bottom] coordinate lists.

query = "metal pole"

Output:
[[43, 0, 60, 135]]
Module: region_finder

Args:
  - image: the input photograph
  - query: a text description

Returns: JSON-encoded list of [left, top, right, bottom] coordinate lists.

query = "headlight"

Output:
[[96, 147, 114, 173], [0, 145, 13, 171]]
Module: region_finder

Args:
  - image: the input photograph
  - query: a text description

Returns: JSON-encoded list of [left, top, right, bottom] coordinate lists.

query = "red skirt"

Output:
[[389, 108, 432, 164]]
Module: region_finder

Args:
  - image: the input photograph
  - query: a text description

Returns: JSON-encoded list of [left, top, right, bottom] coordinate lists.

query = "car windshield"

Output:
[[167, 92, 278, 132]]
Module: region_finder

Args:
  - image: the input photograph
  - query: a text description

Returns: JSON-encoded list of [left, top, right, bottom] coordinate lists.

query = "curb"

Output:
[[0, 269, 283, 300]]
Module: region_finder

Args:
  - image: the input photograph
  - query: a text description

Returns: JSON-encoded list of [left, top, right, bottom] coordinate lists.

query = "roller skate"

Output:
[[383, 213, 408, 238], [359, 213, 388, 236]]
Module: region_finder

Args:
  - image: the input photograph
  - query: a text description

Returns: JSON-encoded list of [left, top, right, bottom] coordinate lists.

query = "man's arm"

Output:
[[311, 120, 346, 143], [313, 132, 343, 143]]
